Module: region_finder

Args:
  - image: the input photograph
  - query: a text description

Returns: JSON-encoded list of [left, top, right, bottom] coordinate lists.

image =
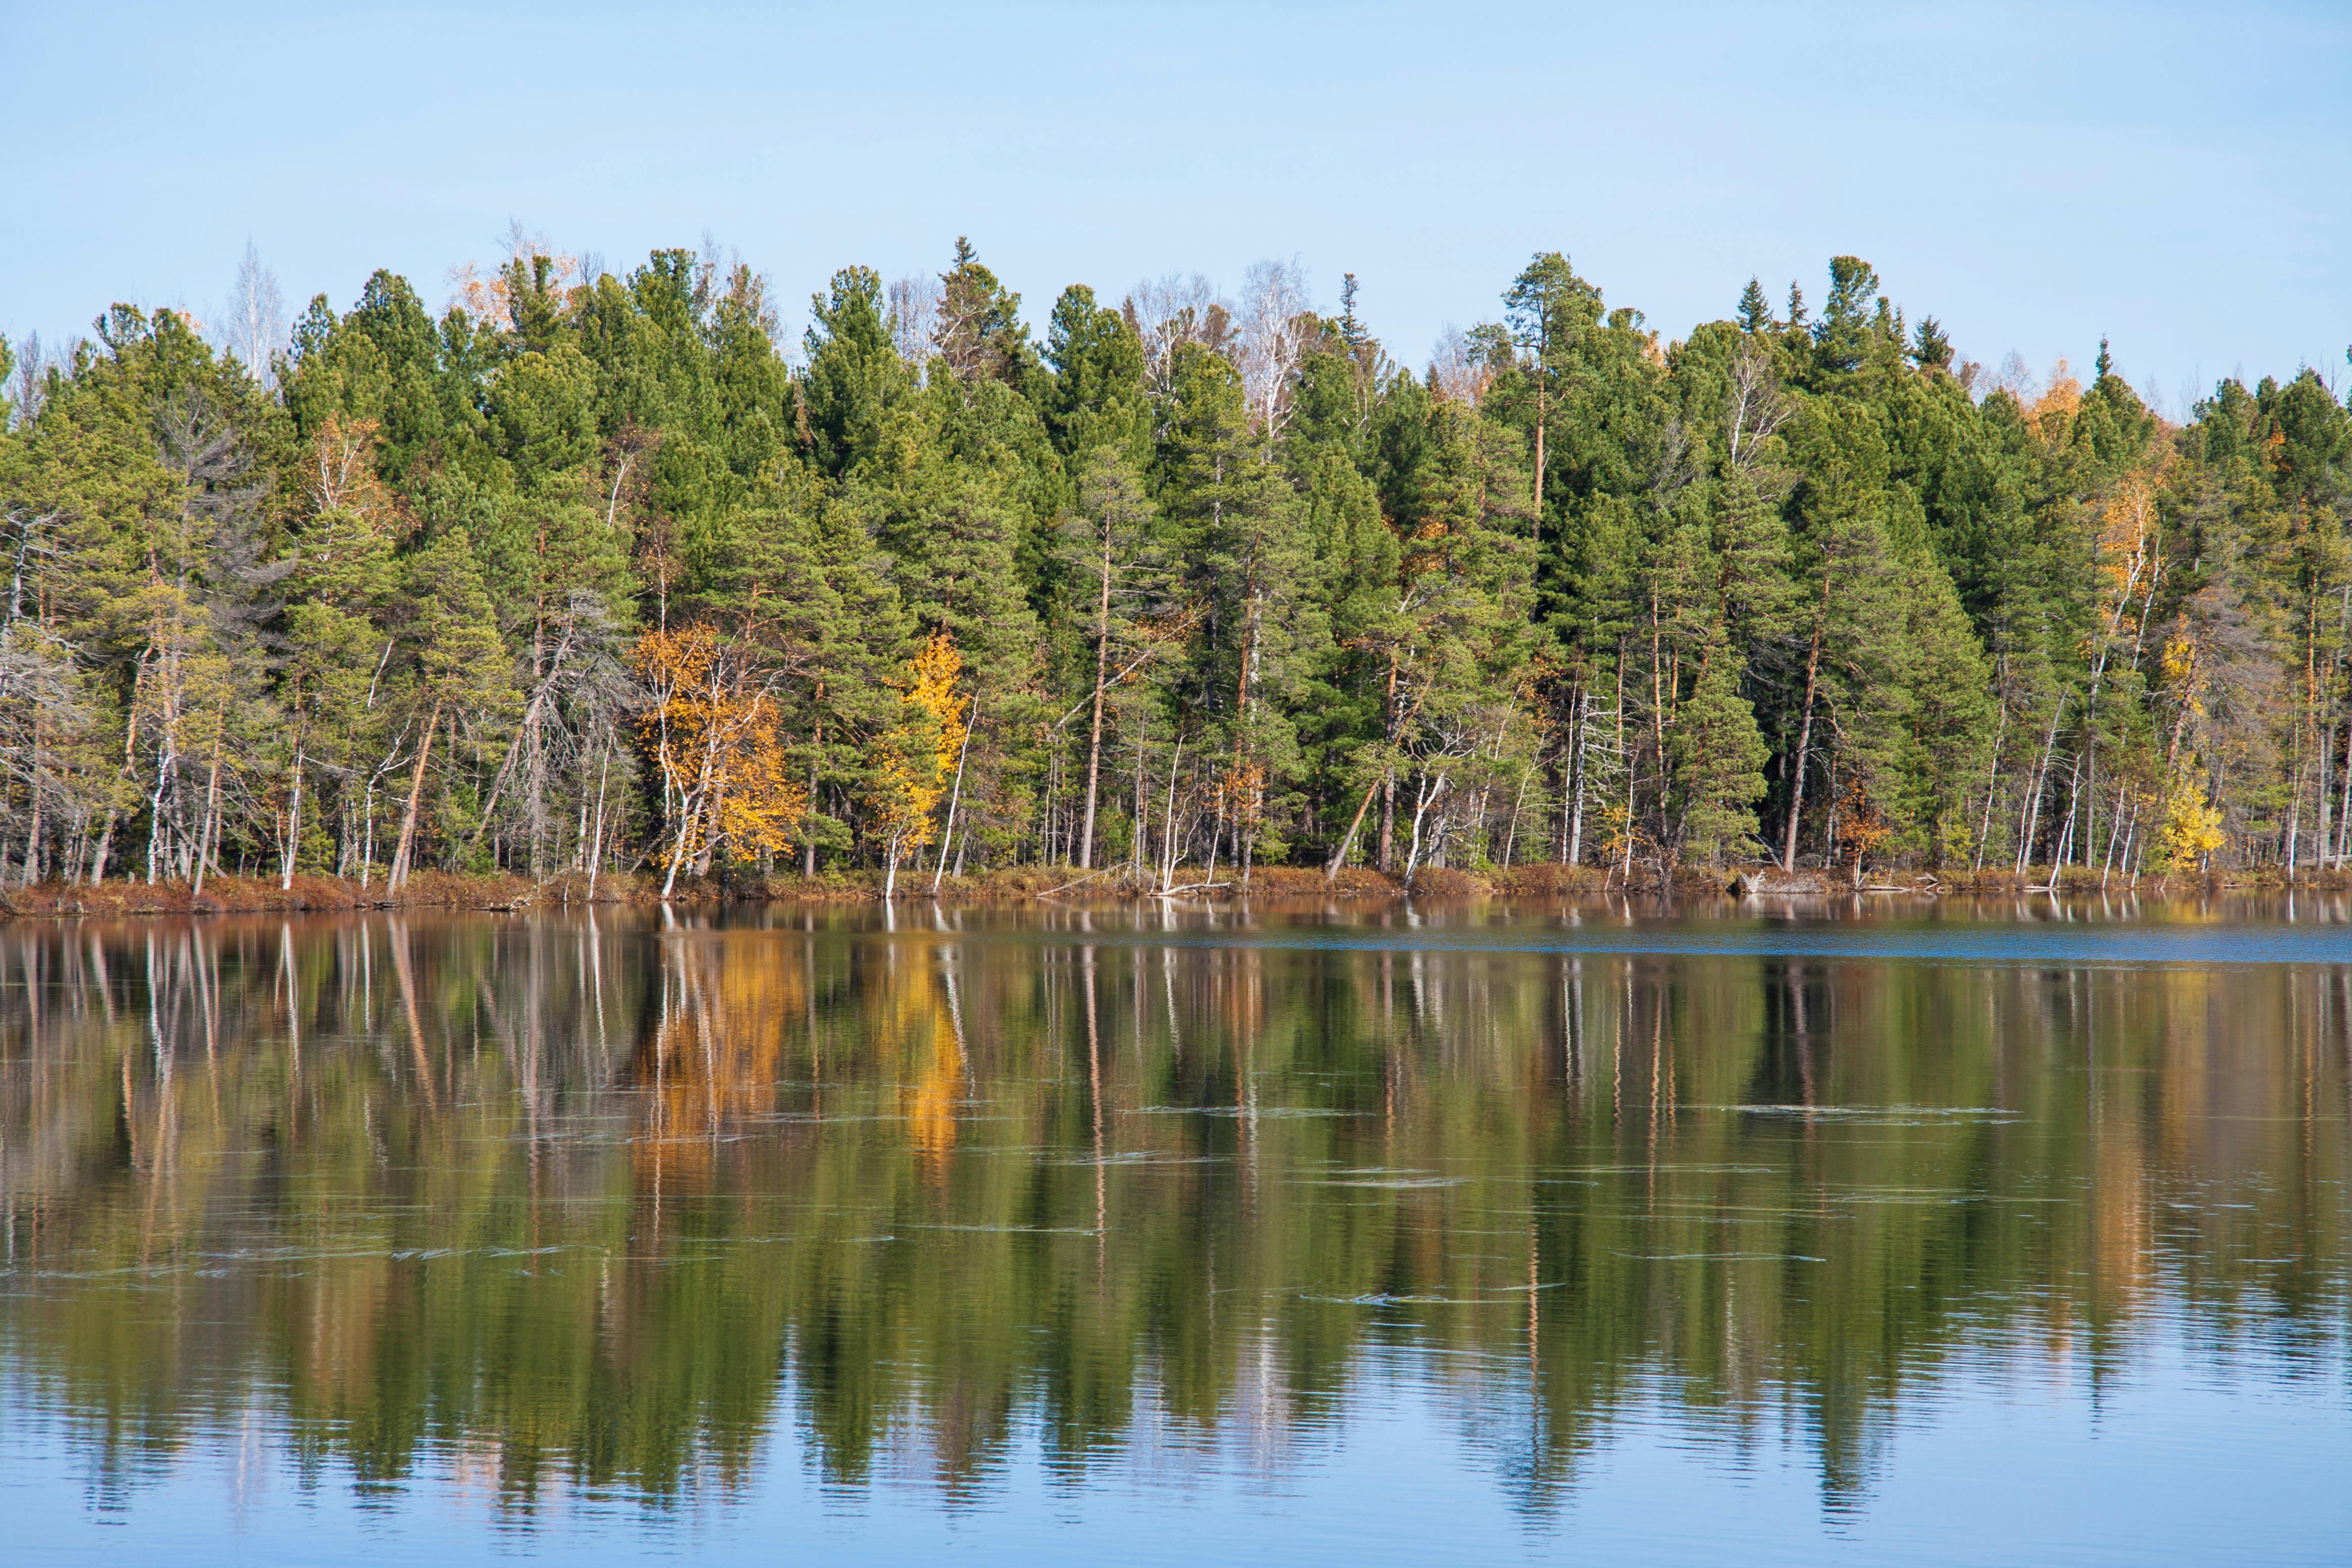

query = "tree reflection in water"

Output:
[[0, 904, 2344, 1522]]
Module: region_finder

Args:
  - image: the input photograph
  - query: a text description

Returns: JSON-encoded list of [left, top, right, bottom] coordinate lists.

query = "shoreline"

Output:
[[0, 863, 2327, 920]]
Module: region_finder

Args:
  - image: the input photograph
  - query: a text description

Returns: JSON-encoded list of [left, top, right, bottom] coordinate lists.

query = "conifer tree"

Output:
[[1158, 342, 1323, 864], [1669, 634, 1768, 865], [386, 527, 512, 889], [1042, 285, 1149, 464]]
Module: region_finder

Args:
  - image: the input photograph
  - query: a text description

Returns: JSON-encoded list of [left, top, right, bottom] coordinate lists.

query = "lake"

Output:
[[1, 898, 2346, 1565]]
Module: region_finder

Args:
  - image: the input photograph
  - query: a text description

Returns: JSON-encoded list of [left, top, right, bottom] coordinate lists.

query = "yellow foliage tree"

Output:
[[2153, 767, 2226, 875], [865, 631, 966, 898], [2025, 356, 2081, 443], [2093, 472, 2160, 624], [2148, 634, 2224, 875], [633, 625, 807, 897]]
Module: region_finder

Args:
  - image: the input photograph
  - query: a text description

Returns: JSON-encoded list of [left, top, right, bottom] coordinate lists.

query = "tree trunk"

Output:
[[1079, 527, 1113, 871], [1501, 765, 1533, 867], [193, 719, 224, 896], [2016, 698, 2067, 878], [587, 730, 613, 897], [805, 707, 822, 878], [661, 721, 724, 898], [19, 714, 41, 890], [1377, 774, 1395, 871], [932, 695, 977, 892], [1532, 382, 1546, 514], [1402, 772, 1447, 885], [527, 623, 546, 879], [1779, 580, 1829, 873], [389, 705, 440, 893], [1569, 689, 1592, 867], [1158, 733, 1184, 895], [279, 728, 305, 891], [360, 771, 377, 889], [660, 793, 698, 899], [1326, 775, 1382, 880], [1133, 719, 1148, 877], [2336, 720, 2352, 870], [2318, 715, 2336, 872], [2100, 780, 2128, 887], [2053, 750, 2085, 871]]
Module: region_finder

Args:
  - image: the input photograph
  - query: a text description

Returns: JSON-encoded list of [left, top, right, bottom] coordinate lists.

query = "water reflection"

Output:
[[0, 904, 2345, 1544]]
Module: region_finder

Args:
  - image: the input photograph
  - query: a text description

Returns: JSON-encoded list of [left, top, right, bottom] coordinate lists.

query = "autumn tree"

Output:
[[865, 630, 965, 898], [634, 623, 807, 897]]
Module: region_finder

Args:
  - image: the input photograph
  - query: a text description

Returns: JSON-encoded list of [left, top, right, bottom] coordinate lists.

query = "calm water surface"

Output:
[[1, 899, 2346, 1565]]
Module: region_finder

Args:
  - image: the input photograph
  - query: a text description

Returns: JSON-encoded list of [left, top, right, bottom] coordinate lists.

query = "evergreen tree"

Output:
[[1041, 284, 1148, 464], [386, 526, 514, 887], [1669, 635, 1768, 865], [1736, 277, 1773, 335], [802, 267, 908, 478], [933, 238, 1031, 387]]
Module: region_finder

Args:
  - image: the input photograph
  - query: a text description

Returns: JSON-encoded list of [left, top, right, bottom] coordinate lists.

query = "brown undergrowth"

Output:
[[0, 859, 2311, 920], [0, 870, 591, 918]]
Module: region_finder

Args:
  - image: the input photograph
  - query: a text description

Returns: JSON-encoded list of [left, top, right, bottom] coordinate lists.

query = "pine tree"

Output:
[[386, 527, 513, 888], [1064, 452, 1163, 869], [933, 239, 1031, 387], [802, 267, 908, 478], [1158, 343, 1323, 828], [1774, 397, 1903, 870], [1669, 634, 1768, 865], [1042, 285, 1148, 464]]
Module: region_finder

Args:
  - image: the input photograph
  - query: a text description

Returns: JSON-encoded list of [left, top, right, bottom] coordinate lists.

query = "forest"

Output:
[[2, 237, 2348, 893]]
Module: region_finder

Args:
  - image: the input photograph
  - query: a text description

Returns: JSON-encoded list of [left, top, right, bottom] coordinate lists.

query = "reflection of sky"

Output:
[[960, 919, 2352, 968], [6, 1327, 2343, 1566]]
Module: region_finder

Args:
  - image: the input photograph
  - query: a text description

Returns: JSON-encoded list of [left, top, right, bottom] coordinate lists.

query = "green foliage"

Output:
[[1669, 640, 1768, 864], [1042, 284, 1148, 464]]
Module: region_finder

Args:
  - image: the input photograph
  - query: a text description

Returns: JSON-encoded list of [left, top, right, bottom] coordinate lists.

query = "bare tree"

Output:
[[223, 242, 286, 385], [0, 505, 82, 886], [887, 274, 942, 371], [7, 332, 43, 427], [695, 231, 777, 336], [1234, 257, 1310, 437], [1122, 272, 1230, 403], [1724, 336, 1793, 471], [1985, 350, 2039, 403], [1429, 325, 1492, 406]]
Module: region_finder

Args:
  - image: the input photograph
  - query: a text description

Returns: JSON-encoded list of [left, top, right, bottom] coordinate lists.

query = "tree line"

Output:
[[3, 237, 2348, 890]]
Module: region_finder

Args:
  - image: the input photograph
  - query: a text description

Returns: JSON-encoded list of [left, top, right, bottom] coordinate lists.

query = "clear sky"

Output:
[[5, 0, 2348, 410]]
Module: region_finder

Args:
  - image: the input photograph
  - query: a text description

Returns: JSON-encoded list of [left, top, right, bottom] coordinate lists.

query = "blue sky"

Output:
[[4, 0, 2348, 410]]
